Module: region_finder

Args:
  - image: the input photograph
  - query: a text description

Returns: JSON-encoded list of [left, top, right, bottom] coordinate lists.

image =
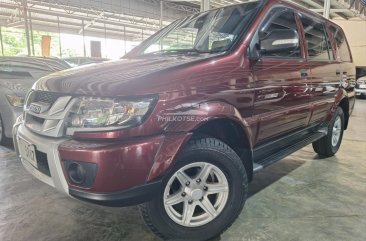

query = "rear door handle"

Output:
[[336, 70, 341, 76]]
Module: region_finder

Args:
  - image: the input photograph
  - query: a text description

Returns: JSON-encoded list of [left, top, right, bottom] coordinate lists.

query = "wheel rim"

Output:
[[163, 162, 229, 227], [332, 116, 342, 147]]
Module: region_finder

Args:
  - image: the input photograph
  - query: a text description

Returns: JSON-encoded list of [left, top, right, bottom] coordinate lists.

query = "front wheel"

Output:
[[312, 107, 345, 157], [140, 138, 248, 241]]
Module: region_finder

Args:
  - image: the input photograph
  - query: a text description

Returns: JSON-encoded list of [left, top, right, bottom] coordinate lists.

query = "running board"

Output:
[[253, 131, 326, 174]]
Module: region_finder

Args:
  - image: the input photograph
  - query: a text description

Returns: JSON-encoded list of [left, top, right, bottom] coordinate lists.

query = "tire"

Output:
[[0, 114, 11, 146], [0, 114, 6, 145], [140, 137, 248, 241], [312, 107, 344, 157]]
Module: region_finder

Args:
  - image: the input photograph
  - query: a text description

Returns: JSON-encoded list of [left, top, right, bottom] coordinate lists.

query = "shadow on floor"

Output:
[[248, 158, 306, 197]]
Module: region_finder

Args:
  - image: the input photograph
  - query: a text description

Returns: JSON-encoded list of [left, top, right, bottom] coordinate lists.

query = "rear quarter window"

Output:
[[329, 26, 352, 62]]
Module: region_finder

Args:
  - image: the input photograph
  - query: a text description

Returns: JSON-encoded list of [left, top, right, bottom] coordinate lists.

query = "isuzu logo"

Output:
[[29, 102, 50, 114]]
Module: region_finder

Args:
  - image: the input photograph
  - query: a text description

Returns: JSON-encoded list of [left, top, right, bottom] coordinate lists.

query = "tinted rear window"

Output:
[[329, 26, 352, 62]]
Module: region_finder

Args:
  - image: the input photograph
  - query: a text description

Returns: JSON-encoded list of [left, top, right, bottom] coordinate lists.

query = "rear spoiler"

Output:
[[356, 66, 366, 80]]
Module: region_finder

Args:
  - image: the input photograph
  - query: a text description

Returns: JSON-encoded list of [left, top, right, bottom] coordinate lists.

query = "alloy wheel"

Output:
[[163, 162, 229, 227]]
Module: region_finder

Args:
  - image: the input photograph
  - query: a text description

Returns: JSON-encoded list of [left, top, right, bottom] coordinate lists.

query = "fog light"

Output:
[[68, 162, 86, 184], [64, 160, 97, 187]]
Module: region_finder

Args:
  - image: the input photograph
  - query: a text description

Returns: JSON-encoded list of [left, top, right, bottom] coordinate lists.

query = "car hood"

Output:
[[0, 78, 35, 97], [34, 56, 212, 97]]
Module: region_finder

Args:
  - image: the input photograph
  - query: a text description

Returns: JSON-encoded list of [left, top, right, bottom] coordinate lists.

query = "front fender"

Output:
[[161, 101, 253, 145], [146, 101, 255, 181]]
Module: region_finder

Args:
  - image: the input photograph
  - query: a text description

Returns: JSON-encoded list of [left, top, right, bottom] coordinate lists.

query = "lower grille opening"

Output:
[[30, 115, 45, 124], [35, 150, 51, 177]]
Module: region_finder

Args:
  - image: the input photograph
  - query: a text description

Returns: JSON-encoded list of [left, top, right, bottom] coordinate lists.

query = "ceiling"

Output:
[[0, 0, 365, 42], [168, 0, 366, 19]]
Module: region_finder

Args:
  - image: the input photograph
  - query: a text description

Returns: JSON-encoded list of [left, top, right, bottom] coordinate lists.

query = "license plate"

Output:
[[360, 84, 366, 88], [18, 137, 37, 168]]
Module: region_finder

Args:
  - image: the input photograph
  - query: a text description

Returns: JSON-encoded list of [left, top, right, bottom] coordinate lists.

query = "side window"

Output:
[[329, 26, 352, 62], [0, 64, 33, 79], [301, 17, 331, 60], [0, 70, 33, 79], [260, 9, 301, 58]]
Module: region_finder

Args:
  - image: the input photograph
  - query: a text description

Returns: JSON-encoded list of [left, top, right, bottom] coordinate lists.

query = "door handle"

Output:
[[336, 70, 341, 76], [300, 69, 308, 78]]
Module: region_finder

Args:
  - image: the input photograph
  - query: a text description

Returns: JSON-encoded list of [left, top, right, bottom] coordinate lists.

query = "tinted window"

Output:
[[0, 70, 33, 79], [301, 17, 331, 60], [329, 26, 351, 62], [260, 9, 301, 58]]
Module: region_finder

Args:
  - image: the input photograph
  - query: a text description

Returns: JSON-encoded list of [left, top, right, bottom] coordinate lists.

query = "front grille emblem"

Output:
[[29, 102, 51, 114]]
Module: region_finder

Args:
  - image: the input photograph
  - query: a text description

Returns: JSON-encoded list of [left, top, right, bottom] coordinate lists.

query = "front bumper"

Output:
[[13, 121, 189, 206], [13, 121, 70, 194], [69, 180, 161, 207]]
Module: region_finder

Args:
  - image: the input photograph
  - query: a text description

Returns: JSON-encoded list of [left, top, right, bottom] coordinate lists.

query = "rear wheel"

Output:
[[140, 137, 247, 241], [312, 107, 344, 157]]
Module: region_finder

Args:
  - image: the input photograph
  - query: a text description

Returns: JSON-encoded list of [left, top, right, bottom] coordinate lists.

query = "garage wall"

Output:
[[332, 19, 366, 66]]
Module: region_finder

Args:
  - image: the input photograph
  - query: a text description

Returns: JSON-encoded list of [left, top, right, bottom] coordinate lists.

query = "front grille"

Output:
[[29, 115, 45, 124], [24, 91, 75, 137], [33, 91, 64, 104], [35, 150, 51, 177]]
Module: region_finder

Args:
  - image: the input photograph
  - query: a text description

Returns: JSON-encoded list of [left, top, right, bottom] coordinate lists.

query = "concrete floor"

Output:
[[0, 100, 365, 241]]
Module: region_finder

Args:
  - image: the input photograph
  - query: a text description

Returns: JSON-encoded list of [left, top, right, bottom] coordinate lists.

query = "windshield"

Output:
[[130, 2, 260, 57]]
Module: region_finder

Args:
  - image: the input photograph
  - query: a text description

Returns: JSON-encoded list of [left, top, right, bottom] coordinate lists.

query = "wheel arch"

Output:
[[190, 118, 254, 181], [149, 100, 255, 182]]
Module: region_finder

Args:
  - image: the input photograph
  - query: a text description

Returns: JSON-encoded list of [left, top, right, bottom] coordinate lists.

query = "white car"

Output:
[[356, 76, 366, 97]]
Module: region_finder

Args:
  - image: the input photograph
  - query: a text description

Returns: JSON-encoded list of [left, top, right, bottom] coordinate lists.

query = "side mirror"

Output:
[[259, 29, 299, 54]]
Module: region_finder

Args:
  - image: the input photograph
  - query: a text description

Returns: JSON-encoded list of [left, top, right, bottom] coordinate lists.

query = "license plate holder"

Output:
[[18, 137, 38, 168]]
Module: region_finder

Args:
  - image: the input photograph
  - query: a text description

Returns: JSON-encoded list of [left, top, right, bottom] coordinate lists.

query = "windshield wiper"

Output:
[[143, 48, 210, 56]]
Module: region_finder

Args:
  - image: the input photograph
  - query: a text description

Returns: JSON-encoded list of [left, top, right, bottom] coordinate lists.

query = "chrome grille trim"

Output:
[[24, 91, 76, 137]]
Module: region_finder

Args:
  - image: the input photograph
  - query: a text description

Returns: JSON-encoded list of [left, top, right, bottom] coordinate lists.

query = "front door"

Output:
[[251, 8, 311, 145]]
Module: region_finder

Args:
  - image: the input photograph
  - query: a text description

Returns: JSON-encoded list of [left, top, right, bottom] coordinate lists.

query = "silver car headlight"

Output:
[[67, 96, 156, 130]]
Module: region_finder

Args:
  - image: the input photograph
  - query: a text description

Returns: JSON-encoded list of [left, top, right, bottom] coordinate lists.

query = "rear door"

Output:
[[328, 25, 356, 109], [300, 15, 340, 125], [252, 7, 311, 144]]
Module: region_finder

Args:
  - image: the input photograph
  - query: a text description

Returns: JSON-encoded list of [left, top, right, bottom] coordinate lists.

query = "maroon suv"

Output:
[[14, 0, 355, 240]]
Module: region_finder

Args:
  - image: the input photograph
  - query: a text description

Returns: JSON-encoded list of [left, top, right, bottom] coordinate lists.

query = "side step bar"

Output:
[[253, 131, 326, 174]]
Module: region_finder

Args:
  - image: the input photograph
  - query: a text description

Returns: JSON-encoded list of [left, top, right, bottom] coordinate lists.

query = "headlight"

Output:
[[6, 95, 25, 107], [67, 96, 156, 129]]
